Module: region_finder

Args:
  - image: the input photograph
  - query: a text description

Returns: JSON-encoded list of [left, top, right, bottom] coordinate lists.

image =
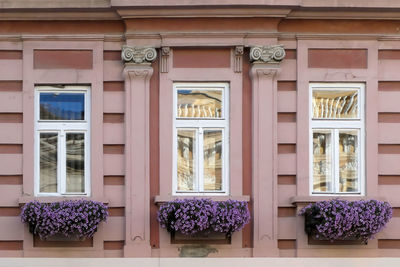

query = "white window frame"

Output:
[[309, 83, 365, 195], [34, 85, 91, 196], [173, 82, 229, 195]]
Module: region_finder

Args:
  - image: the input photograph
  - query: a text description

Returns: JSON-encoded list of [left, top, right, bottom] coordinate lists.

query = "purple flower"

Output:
[[20, 200, 108, 240], [157, 199, 250, 236], [299, 199, 392, 243]]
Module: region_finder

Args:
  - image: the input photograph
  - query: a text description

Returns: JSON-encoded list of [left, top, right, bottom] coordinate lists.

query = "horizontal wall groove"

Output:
[[103, 145, 124, 154], [378, 144, 400, 154], [0, 207, 21, 216], [104, 176, 124, 186], [278, 207, 296, 217], [278, 144, 296, 154], [379, 50, 400, 60], [378, 113, 400, 123], [0, 113, 22, 123], [108, 207, 125, 217], [104, 81, 124, 91], [0, 81, 22, 91], [0, 175, 22, 185], [104, 240, 124, 250], [0, 51, 22, 60], [278, 81, 296, 91], [0, 241, 23, 250], [378, 239, 400, 249], [378, 175, 400, 185], [103, 113, 124, 123], [277, 239, 296, 249], [278, 175, 296, 185], [104, 51, 121, 61], [0, 144, 22, 154], [379, 81, 400, 91], [278, 112, 296, 123]]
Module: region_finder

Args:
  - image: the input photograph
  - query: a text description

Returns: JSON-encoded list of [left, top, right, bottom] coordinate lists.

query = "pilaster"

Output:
[[122, 45, 156, 257], [250, 45, 285, 256]]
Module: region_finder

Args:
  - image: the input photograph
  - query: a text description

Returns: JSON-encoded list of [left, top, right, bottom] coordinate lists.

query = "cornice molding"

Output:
[[121, 45, 157, 64], [250, 45, 285, 64]]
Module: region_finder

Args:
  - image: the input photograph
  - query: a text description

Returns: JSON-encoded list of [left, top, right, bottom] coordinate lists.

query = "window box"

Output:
[[157, 199, 250, 242], [299, 199, 392, 244], [20, 200, 108, 240]]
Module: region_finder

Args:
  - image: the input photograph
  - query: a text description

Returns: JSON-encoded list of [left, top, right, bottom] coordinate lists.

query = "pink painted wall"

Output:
[[0, 4, 400, 258]]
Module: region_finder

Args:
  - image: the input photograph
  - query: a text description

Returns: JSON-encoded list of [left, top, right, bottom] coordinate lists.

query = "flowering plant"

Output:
[[299, 199, 392, 243], [157, 199, 250, 236], [20, 200, 108, 240]]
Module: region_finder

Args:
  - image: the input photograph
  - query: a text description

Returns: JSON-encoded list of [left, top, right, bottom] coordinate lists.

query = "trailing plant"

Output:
[[20, 200, 108, 240], [157, 198, 250, 236], [299, 199, 392, 243]]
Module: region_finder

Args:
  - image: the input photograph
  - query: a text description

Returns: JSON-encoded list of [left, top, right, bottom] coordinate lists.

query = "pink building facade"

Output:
[[0, 0, 400, 257]]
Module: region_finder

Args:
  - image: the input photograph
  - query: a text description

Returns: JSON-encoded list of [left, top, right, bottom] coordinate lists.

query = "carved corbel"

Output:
[[121, 45, 157, 64], [234, 46, 244, 73], [161, 46, 170, 73], [250, 45, 285, 64]]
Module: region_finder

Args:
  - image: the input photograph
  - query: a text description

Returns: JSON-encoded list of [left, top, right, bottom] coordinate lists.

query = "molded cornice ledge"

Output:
[[122, 45, 157, 65]]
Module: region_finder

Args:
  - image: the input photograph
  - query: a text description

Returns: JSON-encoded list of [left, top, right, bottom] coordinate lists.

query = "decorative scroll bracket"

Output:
[[250, 45, 286, 64], [121, 45, 157, 64], [160, 46, 170, 73], [234, 46, 244, 73]]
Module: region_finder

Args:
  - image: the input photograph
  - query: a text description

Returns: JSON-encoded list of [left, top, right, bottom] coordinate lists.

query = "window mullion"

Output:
[[334, 129, 340, 193], [60, 130, 66, 194], [198, 127, 204, 192]]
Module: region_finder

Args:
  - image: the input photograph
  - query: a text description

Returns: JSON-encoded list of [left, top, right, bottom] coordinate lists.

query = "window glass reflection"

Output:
[[177, 129, 196, 191], [313, 130, 333, 192], [339, 130, 359, 192], [312, 90, 358, 119], [203, 130, 222, 191], [177, 90, 222, 118], [66, 133, 85, 193], [40, 93, 85, 120], [40, 133, 58, 193]]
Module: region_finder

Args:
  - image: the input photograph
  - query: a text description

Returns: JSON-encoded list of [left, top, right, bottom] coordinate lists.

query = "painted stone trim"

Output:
[[250, 45, 286, 63], [161, 46, 170, 73], [121, 45, 157, 64], [234, 46, 244, 73]]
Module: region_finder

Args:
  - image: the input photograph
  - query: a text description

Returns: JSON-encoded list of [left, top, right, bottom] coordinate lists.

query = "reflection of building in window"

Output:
[[174, 83, 228, 194], [310, 83, 364, 195]]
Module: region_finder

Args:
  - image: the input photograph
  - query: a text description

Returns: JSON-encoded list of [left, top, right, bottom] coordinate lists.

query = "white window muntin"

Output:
[[173, 82, 229, 195], [309, 83, 365, 195], [34, 86, 90, 196]]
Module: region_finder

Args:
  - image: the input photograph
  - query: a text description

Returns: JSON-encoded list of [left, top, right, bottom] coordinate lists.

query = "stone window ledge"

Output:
[[290, 196, 386, 206], [18, 196, 109, 204], [154, 195, 250, 204]]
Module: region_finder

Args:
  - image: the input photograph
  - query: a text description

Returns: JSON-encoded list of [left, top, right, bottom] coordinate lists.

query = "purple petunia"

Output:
[[157, 199, 250, 236], [20, 200, 108, 240], [299, 199, 392, 243]]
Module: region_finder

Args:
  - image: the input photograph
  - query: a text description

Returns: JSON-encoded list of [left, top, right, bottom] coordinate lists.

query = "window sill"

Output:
[[290, 195, 386, 205], [18, 196, 109, 204], [154, 195, 250, 204]]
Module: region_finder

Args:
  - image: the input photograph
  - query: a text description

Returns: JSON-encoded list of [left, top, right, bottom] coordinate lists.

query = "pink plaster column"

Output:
[[121, 46, 157, 257], [250, 45, 285, 257]]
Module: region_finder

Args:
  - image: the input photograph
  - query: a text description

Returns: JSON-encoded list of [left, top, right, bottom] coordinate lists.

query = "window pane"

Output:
[[339, 130, 359, 192], [40, 133, 58, 193], [177, 129, 196, 191], [40, 93, 85, 120], [177, 89, 222, 118], [312, 130, 333, 192], [203, 130, 223, 191], [66, 133, 85, 193], [312, 89, 358, 119]]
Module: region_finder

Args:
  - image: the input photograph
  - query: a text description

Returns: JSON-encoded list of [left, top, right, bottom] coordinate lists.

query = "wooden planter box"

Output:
[[171, 231, 231, 245]]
